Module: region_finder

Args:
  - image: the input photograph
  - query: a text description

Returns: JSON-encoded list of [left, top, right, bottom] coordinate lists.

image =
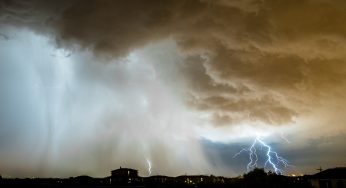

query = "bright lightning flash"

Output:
[[146, 159, 152, 176], [233, 135, 290, 174]]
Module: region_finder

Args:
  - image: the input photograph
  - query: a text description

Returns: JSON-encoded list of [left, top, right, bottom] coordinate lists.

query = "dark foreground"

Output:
[[0, 168, 313, 188]]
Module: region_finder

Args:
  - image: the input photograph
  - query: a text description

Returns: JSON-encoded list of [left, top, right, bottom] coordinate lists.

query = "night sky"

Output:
[[0, 0, 346, 178]]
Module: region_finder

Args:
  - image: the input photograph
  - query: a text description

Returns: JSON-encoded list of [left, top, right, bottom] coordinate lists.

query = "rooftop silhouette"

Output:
[[2, 167, 345, 188]]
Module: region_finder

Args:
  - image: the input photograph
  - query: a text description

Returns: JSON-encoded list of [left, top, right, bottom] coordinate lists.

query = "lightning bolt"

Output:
[[146, 159, 152, 176], [233, 135, 290, 174]]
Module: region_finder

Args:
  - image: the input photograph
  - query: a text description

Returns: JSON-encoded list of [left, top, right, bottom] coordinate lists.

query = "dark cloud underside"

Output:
[[3, 0, 346, 126]]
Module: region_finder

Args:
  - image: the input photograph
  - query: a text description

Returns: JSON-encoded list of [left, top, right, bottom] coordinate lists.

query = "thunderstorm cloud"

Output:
[[0, 0, 345, 177]]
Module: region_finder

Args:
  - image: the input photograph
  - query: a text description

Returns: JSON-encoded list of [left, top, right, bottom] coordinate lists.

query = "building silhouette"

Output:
[[111, 167, 143, 185], [309, 167, 346, 188]]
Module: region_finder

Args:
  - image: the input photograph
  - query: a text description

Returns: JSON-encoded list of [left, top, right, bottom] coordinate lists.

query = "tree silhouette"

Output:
[[243, 168, 268, 188]]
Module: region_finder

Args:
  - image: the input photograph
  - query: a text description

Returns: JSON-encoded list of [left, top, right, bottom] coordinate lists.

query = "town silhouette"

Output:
[[1, 166, 345, 188]]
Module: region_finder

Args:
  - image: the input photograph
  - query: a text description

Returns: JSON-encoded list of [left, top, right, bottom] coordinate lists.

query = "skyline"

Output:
[[0, 167, 317, 188], [0, 165, 330, 179], [0, 0, 346, 178]]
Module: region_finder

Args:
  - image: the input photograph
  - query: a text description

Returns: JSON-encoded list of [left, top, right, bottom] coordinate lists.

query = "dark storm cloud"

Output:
[[282, 134, 346, 170], [178, 55, 251, 96], [1, 0, 346, 177], [58, 0, 346, 126], [40, 0, 346, 176], [0, 0, 71, 31], [2, 0, 346, 129], [189, 95, 297, 125]]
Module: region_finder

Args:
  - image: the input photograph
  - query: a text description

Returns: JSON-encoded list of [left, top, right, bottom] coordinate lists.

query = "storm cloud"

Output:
[[0, 0, 346, 177]]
